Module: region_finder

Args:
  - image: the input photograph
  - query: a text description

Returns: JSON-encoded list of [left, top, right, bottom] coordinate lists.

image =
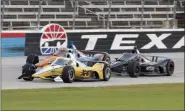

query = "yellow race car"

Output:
[[18, 54, 111, 83]]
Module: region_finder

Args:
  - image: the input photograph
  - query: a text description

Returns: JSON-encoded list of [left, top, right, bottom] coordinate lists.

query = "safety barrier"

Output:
[[1, 24, 184, 57]]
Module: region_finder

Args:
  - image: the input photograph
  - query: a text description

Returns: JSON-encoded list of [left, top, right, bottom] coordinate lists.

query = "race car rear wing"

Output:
[[141, 54, 170, 62]]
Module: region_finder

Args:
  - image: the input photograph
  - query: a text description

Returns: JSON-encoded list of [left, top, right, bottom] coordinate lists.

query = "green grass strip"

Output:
[[2, 83, 184, 110]]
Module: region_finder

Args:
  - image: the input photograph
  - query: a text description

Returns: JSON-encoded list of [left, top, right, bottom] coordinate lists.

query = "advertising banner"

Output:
[[1, 24, 184, 56]]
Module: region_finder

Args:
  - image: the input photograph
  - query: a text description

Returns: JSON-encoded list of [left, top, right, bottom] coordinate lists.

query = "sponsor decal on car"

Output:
[[146, 66, 155, 71]]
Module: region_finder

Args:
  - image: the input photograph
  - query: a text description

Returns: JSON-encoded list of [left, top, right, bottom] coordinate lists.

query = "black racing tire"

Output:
[[103, 64, 111, 81], [61, 66, 75, 83], [166, 60, 175, 76], [26, 54, 39, 65], [22, 63, 36, 81], [127, 61, 140, 78], [103, 55, 111, 64]]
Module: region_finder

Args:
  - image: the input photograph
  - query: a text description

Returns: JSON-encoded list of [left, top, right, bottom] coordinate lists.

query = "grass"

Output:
[[2, 83, 184, 110]]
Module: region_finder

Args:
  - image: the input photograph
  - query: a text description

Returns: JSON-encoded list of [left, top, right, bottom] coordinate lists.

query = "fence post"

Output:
[[107, 0, 112, 29], [173, 0, 177, 29], [73, 0, 77, 30], [140, 0, 144, 29], [37, 0, 42, 30], [103, 5, 105, 29], [163, 0, 170, 28], [166, 0, 169, 22], [1, 0, 5, 30]]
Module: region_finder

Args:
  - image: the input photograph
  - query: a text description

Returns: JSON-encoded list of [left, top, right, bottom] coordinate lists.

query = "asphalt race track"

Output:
[[2, 53, 184, 90]]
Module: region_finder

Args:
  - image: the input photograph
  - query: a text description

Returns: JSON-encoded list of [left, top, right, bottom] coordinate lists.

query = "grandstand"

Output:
[[1, 0, 184, 30]]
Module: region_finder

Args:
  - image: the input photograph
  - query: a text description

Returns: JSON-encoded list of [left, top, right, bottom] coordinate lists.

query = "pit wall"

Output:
[[1, 29, 184, 57]]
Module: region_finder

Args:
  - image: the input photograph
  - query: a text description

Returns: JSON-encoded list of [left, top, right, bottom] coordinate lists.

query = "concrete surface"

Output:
[[2, 52, 184, 90]]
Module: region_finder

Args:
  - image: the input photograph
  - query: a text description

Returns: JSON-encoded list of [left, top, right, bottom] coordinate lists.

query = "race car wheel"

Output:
[[61, 66, 75, 83], [26, 54, 39, 65], [103, 55, 111, 64], [21, 63, 36, 81], [166, 60, 175, 76], [127, 61, 140, 78], [103, 64, 111, 81]]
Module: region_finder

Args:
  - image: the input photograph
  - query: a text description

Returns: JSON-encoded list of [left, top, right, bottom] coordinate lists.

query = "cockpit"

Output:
[[53, 48, 73, 56], [51, 58, 73, 66], [118, 53, 138, 62], [117, 53, 151, 63]]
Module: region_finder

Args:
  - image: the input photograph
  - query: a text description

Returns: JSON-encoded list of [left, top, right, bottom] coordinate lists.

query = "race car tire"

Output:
[[26, 54, 39, 65], [103, 55, 111, 64], [103, 64, 111, 81], [166, 59, 175, 76], [22, 63, 36, 81], [127, 61, 140, 78], [61, 66, 75, 83]]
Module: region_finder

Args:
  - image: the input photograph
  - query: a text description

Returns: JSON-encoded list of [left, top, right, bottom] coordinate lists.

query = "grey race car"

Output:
[[110, 47, 175, 77]]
